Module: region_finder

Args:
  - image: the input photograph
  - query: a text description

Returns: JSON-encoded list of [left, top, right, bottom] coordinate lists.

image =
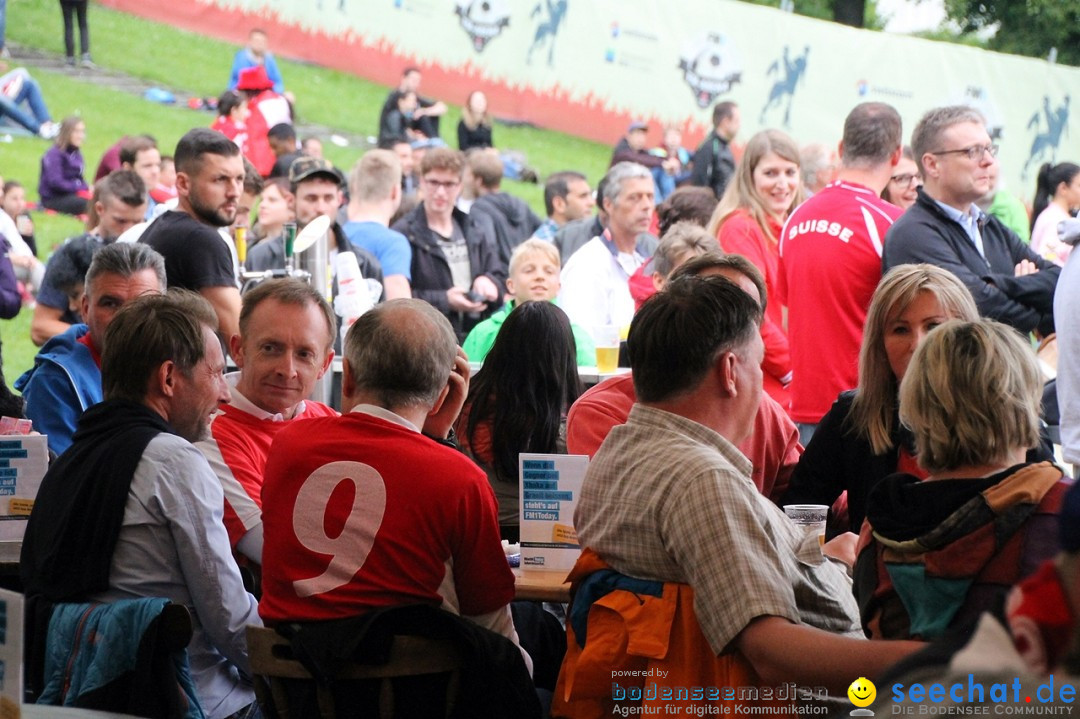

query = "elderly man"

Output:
[[560, 277, 919, 713], [392, 147, 503, 340], [31, 170, 148, 345], [258, 299, 529, 667], [140, 128, 244, 342], [18, 243, 165, 456], [779, 102, 903, 443], [884, 105, 1059, 336], [21, 291, 260, 719], [197, 279, 338, 564], [558, 161, 656, 334]]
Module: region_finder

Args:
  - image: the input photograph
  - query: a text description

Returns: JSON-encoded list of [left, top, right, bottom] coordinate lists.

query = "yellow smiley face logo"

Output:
[[848, 677, 876, 707]]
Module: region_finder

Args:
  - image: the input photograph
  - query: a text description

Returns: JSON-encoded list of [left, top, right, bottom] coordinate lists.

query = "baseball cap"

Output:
[[288, 156, 345, 187]]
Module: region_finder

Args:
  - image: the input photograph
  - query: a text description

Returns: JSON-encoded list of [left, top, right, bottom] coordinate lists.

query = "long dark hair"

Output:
[[1032, 161, 1080, 230], [465, 301, 583, 481]]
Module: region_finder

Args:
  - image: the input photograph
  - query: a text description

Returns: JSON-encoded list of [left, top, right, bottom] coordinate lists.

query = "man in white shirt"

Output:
[[559, 161, 656, 335]]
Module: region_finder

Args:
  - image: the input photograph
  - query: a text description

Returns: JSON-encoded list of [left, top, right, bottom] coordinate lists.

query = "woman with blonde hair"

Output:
[[853, 319, 1068, 640], [707, 128, 804, 409], [782, 264, 1049, 536]]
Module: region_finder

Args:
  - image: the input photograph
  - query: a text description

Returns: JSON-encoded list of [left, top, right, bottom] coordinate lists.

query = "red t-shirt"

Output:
[[778, 182, 902, 423], [718, 209, 791, 409], [200, 400, 338, 548], [259, 410, 514, 623], [565, 374, 802, 504]]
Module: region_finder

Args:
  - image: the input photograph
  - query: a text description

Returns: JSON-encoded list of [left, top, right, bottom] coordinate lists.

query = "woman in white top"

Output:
[[1030, 161, 1080, 266]]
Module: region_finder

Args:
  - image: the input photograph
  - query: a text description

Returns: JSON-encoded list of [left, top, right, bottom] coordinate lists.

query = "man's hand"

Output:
[[1015, 259, 1040, 277], [471, 275, 499, 302], [447, 287, 485, 313], [423, 347, 470, 439]]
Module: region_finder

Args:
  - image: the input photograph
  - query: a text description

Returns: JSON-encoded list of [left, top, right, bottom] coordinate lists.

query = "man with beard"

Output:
[[141, 128, 245, 341]]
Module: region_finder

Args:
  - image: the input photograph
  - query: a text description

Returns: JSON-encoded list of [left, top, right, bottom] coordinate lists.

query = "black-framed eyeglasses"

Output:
[[890, 173, 920, 186], [930, 144, 999, 161]]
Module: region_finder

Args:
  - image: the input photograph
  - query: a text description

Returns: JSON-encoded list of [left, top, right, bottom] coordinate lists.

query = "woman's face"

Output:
[[884, 291, 950, 382], [1057, 173, 1080, 211], [468, 92, 487, 115], [257, 184, 293, 230], [886, 156, 921, 210], [752, 151, 800, 220], [69, 122, 86, 148]]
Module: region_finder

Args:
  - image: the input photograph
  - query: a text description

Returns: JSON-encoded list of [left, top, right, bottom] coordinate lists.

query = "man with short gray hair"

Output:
[[258, 298, 532, 673], [558, 161, 657, 334], [18, 242, 166, 455], [884, 105, 1059, 336]]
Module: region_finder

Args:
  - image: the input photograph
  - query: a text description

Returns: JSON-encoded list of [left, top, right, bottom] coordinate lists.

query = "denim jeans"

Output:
[[0, 69, 51, 133], [0, 0, 7, 51]]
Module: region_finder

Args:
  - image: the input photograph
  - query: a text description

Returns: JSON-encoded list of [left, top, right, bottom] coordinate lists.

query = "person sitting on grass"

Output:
[[38, 116, 90, 216], [0, 62, 59, 139], [463, 238, 594, 366]]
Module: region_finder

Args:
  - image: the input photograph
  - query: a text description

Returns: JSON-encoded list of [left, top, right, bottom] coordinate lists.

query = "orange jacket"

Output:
[[552, 549, 798, 719]]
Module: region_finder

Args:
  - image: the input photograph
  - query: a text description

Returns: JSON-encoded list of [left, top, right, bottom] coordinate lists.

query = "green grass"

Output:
[[7, 0, 611, 195], [1, 0, 612, 382]]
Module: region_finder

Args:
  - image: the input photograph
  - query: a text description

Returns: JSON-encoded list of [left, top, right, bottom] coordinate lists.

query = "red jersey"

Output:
[[200, 400, 337, 549], [565, 373, 802, 504], [259, 410, 515, 623], [244, 90, 292, 177], [778, 182, 902, 423], [718, 209, 791, 410]]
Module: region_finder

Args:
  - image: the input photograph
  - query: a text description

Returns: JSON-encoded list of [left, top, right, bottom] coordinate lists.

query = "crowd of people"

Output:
[[2, 24, 1080, 719]]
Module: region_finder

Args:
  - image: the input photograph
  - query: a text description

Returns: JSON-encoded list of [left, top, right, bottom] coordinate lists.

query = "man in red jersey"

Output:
[[778, 102, 903, 444], [196, 279, 338, 565], [257, 298, 531, 670]]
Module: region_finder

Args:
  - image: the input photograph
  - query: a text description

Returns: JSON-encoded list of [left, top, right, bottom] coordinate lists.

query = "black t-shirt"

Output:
[[139, 211, 237, 291]]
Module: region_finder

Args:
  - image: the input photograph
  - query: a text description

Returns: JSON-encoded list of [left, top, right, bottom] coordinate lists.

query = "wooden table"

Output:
[[513, 568, 571, 603]]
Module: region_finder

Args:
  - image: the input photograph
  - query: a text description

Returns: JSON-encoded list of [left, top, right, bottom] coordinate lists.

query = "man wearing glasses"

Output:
[[392, 147, 503, 341], [884, 105, 1059, 336]]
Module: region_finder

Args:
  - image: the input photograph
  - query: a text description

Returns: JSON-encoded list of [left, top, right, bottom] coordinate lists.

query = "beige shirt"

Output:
[[575, 403, 861, 654]]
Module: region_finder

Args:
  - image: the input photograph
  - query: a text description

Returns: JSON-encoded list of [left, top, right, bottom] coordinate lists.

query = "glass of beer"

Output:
[[593, 325, 620, 374], [783, 504, 828, 546]]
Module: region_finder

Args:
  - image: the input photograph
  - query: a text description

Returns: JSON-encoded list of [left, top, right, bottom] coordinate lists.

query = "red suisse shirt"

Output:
[[778, 182, 902, 423]]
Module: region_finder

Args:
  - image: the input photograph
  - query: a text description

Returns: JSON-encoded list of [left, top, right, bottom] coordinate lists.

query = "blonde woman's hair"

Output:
[[849, 264, 979, 455], [898, 319, 1042, 474], [706, 129, 804, 245]]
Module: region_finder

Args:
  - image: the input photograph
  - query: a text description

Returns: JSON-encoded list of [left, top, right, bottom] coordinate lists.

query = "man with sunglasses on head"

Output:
[[392, 147, 503, 341], [884, 105, 1059, 336]]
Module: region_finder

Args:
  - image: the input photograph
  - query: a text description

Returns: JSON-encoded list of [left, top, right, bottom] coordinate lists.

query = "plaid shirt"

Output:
[[575, 404, 861, 654]]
